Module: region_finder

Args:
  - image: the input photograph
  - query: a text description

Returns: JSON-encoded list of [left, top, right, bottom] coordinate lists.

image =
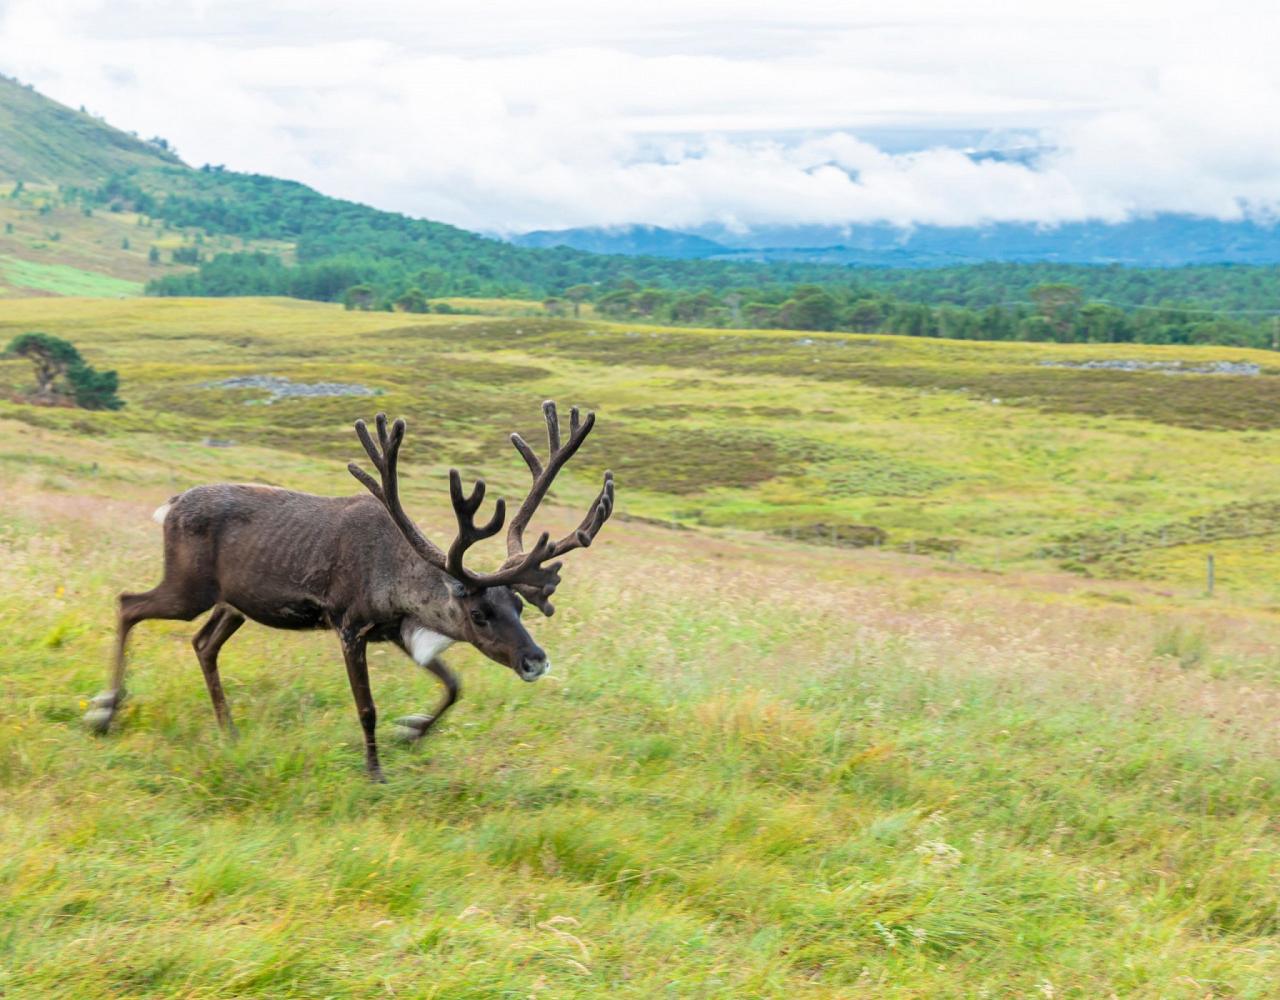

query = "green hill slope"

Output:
[[0, 74, 181, 184], [0, 76, 290, 298]]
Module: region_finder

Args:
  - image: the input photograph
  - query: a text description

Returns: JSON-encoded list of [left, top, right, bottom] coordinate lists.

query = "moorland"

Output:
[[1, 296, 1277, 997]]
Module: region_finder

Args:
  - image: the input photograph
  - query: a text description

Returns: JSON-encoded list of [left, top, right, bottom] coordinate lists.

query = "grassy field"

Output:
[[1, 297, 1278, 596], [1, 297, 1278, 997]]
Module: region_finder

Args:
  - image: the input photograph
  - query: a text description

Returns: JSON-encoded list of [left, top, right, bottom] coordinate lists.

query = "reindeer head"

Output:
[[349, 401, 614, 681]]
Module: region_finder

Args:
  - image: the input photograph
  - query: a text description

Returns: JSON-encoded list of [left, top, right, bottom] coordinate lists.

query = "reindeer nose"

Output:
[[517, 653, 549, 682]]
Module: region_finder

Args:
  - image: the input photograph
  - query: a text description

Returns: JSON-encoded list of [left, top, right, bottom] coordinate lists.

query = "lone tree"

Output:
[[6, 332, 124, 410]]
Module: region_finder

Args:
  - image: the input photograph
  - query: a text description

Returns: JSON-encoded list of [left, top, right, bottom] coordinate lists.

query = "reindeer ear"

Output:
[[446, 579, 468, 599]]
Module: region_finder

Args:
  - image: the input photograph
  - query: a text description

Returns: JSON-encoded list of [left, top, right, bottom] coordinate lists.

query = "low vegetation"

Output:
[[1, 298, 1277, 596], [0, 297, 1276, 996], [0, 73, 180, 185], [1, 407, 1277, 997]]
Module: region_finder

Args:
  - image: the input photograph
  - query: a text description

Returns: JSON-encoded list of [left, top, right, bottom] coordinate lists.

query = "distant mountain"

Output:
[[0, 74, 181, 184], [511, 217, 1280, 267], [513, 224, 730, 259]]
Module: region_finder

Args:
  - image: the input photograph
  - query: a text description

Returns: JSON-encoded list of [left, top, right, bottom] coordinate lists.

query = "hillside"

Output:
[[0, 74, 181, 184], [0, 297, 1277, 996], [0, 77, 292, 297]]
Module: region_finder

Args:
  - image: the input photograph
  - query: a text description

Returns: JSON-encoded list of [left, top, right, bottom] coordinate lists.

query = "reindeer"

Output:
[[84, 401, 614, 780]]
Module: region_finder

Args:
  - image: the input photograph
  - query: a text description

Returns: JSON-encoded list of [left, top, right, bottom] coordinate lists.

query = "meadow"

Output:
[[0, 297, 1278, 997], [2, 297, 1279, 595]]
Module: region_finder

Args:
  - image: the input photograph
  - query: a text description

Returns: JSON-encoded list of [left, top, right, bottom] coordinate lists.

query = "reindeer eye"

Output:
[[469, 608, 490, 626]]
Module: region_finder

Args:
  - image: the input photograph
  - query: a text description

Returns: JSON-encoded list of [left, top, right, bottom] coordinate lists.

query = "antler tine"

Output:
[[444, 469, 508, 588], [479, 531, 563, 591], [510, 431, 542, 478], [349, 413, 447, 568], [506, 401, 598, 556], [549, 471, 615, 557], [509, 470, 608, 616], [544, 400, 561, 452]]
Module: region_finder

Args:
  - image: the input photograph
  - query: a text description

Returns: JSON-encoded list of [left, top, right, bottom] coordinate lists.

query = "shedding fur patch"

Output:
[[152, 503, 171, 525], [404, 623, 454, 665]]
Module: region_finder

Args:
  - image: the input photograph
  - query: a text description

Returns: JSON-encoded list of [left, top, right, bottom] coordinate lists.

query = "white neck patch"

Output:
[[403, 623, 455, 665]]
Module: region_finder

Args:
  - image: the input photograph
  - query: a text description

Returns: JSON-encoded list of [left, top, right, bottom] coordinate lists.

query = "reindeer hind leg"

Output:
[[85, 581, 216, 734]]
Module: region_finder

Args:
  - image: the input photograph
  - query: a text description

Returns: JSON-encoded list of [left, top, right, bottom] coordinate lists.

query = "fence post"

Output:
[[1206, 553, 1215, 597]]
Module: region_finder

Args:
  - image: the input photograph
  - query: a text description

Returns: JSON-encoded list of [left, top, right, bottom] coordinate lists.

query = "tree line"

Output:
[[563, 281, 1272, 346]]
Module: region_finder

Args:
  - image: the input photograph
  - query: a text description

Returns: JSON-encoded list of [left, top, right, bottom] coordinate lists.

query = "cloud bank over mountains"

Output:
[[1, 0, 1277, 233]]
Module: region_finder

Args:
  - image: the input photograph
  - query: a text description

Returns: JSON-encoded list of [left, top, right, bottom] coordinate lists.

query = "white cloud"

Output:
[[1, 0, 1277, 231]]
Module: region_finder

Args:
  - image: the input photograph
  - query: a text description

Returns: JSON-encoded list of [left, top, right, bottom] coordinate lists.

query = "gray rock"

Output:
[[1040, 359, 1261, 376], [208, 375, 377, 403]]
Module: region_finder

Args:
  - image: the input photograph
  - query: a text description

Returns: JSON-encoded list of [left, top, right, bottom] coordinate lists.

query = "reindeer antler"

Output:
[[505, 401, 615, 613], [441, 469, 563, 594], [348, 413, 447, 567], [349, 404, 613, 607]]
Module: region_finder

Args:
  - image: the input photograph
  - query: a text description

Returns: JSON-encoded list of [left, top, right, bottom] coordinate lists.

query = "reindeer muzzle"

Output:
[[516, 653, 550, 682]]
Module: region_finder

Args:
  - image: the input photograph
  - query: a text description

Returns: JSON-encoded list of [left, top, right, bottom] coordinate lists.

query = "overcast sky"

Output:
[[1, 0, 1277, 233]]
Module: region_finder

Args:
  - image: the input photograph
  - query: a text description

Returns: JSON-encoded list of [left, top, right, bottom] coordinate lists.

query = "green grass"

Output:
[[0, 412, 1277, 997], [0, 254, 141, 296], [0, 297, 1277, 994]]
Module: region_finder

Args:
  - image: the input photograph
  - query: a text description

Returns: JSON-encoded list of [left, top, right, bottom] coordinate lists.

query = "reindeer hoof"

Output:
[[83, 692, 121, 734], [392, 714, 434, 743], [83, 707, 115, 734]]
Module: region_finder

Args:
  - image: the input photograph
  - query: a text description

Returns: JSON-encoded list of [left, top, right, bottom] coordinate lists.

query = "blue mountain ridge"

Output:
[[510, 217, 1280, 267]]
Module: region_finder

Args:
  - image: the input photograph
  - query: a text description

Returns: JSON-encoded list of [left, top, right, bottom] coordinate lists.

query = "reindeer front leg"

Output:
[[393, 620, 460, 743], [394, 656, 461, 743], [339, 626, 383, 781]]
